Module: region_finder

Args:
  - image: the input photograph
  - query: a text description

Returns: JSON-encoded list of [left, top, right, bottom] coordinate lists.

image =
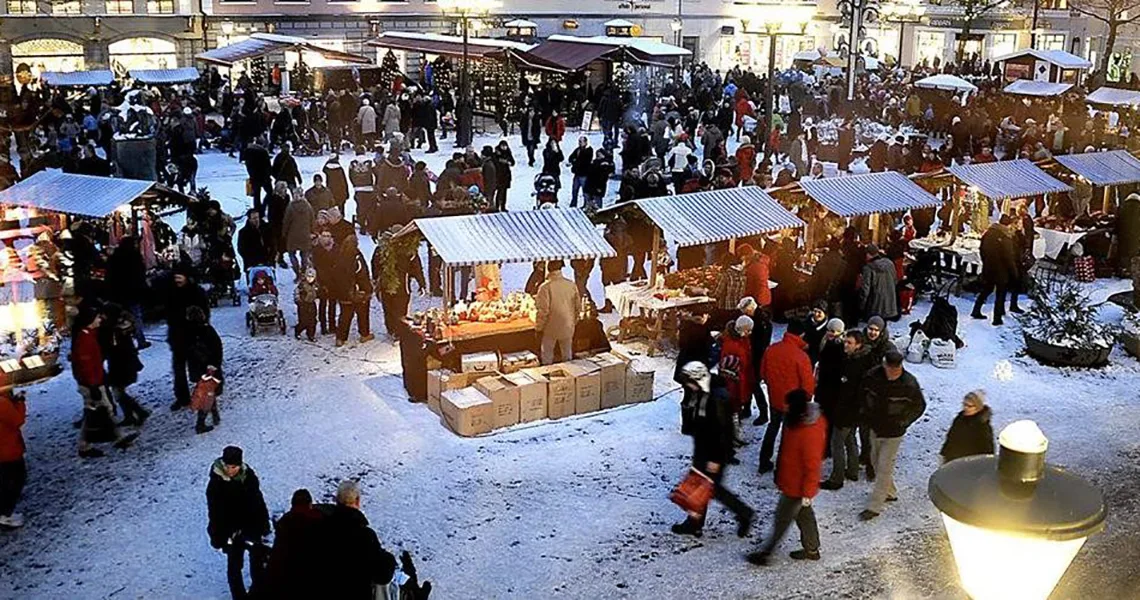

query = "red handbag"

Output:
[[669, 468, 715, 514], [190, 373, 221, 412]]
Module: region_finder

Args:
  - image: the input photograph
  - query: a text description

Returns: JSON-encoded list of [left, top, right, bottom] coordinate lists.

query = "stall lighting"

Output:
[[0, 301, 43, 335], [929, 420, 1106, 600], [739, 2, 815, 34]]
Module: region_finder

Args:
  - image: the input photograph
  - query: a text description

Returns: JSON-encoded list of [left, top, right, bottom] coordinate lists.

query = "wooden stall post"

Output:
[[950, 185, 962, 244], [728, 238, 737, 255], [648, 225, 662, 288], [1103, 186, 1113, 214], [443, 265, 453, 310], [869, 213, 881, 246]]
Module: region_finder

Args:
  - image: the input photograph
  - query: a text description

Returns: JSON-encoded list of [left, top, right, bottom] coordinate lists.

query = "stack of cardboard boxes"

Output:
[[427, 349, 656, 437]]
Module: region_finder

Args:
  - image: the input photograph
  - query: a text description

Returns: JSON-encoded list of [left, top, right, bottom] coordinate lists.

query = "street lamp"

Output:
[[438, 0, 496, 148], [928, 420, 1107, 600], [837, 0, 878, 102], [740, 3, 814, 161], [880, 0, 925, 68]]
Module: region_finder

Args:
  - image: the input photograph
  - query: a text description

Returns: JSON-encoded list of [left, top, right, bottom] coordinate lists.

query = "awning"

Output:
[[197, 33, 371, 67], [1087, 87, 1140, 107], [521, 39, 618, 71], [41, 70, 114, 88], [0, 170, 155, 218], [129, 67, 200, 85], [948, 159, 1073, 200], [914, 74, 978, 93], [1003, 79, 1073, 97], [1054, 150, 1140, 186], [799, 172, 941, 217], [793, 49, 822, 62], [994, 48, 1092, 70], [597, 188, 804, 247], [367, 31, 533, 59], [504, 19, 538, 28], [403, 209, 615, 267], [522, 35, 691, 71]]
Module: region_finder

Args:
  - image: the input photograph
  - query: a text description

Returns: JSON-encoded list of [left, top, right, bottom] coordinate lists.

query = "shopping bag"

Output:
[[191, 372, 221, 412], [669, 468, 715, 514], [906, 330, 929, 364], [929, 338, 957, 369]]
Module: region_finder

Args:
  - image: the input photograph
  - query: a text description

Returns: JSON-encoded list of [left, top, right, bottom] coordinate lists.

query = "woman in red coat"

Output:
[[734, 95, 754, 141], [742, 247, 772, 307], [718, 315, 755, 426], [735, 137, 757, 185], [747, 389, 827, 564], [71, 306, 135, 458], [0, 390, 26, 528]]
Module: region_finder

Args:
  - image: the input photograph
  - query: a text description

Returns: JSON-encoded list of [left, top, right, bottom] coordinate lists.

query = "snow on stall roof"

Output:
[[914, 74, 978, 93], [798, 171, 941, 217], [993, 48, 1093, 69], [129, 67, 201, 85], [948, 159, 1072, 199], [0, 170, 154, 217], [41, 70, 114, 87], [1003, 79, 1073, 97], [547, 34, 691, 57], [1087, 87, 1140, 107], [1054, 149, 1140, 186]]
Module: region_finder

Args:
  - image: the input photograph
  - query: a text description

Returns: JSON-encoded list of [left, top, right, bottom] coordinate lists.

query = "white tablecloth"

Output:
[[1036, 228, 1087, 260], [604, 281, 713, 318]]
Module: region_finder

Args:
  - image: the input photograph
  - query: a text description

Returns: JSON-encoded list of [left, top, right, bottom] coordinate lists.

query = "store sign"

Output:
[[926, 17, 1025, 31], [605, 0, 662, 11]]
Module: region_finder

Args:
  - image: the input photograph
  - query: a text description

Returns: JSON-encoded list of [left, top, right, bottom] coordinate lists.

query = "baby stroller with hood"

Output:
[[245, 266, 286, 336], [534, 173, 559, 208], [205, 247, 242, 308]]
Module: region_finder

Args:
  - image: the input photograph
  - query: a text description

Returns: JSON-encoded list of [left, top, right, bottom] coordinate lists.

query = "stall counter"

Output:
[[397, 318, 539, 401]]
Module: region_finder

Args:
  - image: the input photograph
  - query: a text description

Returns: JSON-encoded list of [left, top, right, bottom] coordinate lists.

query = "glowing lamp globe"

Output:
[[928, 421, 1106, 600]]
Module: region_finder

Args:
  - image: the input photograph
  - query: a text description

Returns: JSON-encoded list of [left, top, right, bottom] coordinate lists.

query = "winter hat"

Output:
[[681, 361, 711, 393], [735, 315, 754, 335], [826, 318, 846, 334], [865, 243, 881, 256], [222, 446, 243, 466], [741, 135, 752, 145], [812, 299, 828, 313], [327, 207, 343, 222], [737, 296, 758, 312], [868, 315, 886, 330]]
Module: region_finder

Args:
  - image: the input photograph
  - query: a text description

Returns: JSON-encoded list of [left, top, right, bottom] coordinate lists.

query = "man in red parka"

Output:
[[740, 244, 772, 307], [0, 388, 26, 528], [747, 389, 827, 565], [758, 319, 816, 473], [718, 315, 754, 443]]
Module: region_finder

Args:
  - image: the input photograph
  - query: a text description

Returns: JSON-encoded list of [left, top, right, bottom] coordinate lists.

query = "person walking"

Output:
[[271, 142, 302, 190], [820, 329, 876, 490], [812, 318, 846, 429], [738, 297, 773, 426], [241, 136, 273, 213], [940, 390, 994, 463], [718, 315, 755, 441], [567, 136, 593, 208], [971, 216, 1021, 326], [237, 208, 271, 272], [72, 305, 135, 457], [671, 362, 754, 538], [102, 305, 149, 427], [758, 319, 816, 474], [281, 187, 315, 277], [166, 266, 210, 411], [332, 235, 373, 347], [860, 243, 898, 322], [541, 139, 564, 194], [185, 306, 223, 434], [493, 141, 516, 212], [0, 388, 26, 529], [356, 99, 377, 146], [583, 148, 614, 211], [859, 349, 926, 521], [316, 480, 398, 599], [105, 236, 150, 349], [535, 260, 580, 365], [746, 389, 827, 565], [520, 104, 542, 167], [206, 445, 271, 600], [322, 155, 350, 215], [382, 100, 401, 143], [304, 173, 335, 214], [265, 489, 324, 599]]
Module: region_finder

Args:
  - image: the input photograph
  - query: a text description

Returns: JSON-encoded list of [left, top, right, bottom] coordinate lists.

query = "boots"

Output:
[[670, 516, 704, 537], [195, 412, 214, 434]]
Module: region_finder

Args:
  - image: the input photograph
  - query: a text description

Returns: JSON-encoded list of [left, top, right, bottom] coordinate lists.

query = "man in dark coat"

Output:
[[316, 480, 397, 600], [166, 267, 210, 411], [265, 489, 324, 599], [940, 390, 995, 463], [305, 173, 335, 214], [493, 141, 515, 212], [480, 146, 498, 202], [241, 136, 273, 212], [821, 329, 876, 490], [584, 149, 614, 210], [567, 136, 594, 208], [971, 217, 1021, 326], [206, 446, 270, 600], [105, 235, 150, 347], [859, 243, 899, 322], [271, 143, 302, 190], [236, 209, 271, 271], [859, 350, 926, 520]]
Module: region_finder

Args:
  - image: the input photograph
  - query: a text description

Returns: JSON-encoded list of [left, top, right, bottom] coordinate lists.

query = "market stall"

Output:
[[1046, 149, 1140, 260], [597, 188, 804, 352], [1087, 87, 1140, 108], [392, 209, 615, 401], [129, 67, 200, 85], [798, 171, 942, 246], [1002, 79, 1073, 97], [40, 70, 114, 88], [913, 74, 978, 94], [995, 48, 1091, 85]]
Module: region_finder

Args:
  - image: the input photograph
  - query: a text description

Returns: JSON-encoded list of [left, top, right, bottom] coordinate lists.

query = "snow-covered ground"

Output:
[[2, 131, 1140, 599]]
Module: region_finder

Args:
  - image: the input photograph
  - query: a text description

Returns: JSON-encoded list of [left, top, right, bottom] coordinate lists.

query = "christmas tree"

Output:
[[291, 60, 312, 94], [1017, 279, 1118, 351], [379, 50, 402, 92], [249, 57, 268, 91], [430, 56, 454, 91]]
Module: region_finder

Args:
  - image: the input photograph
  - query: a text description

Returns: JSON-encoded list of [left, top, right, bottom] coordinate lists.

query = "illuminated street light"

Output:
[[928, 420, 1106, 600], [438, 0, 497, 148], [880, 0, 925, 66], [739, 2, 814, 161]]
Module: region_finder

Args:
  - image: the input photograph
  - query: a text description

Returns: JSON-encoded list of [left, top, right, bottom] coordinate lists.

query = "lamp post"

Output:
[[741, 3, 814, 162], [439, 0, 495, 148], [880, 0, 925, 68], [838, 0, 879, 102], [928, 420, 1106, 600]]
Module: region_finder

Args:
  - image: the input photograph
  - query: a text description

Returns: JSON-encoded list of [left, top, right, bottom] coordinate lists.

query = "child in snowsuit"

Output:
[[294, 268, 318, 342]]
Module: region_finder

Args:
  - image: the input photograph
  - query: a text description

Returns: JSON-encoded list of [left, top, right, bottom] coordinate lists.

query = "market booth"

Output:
[[40, 70, 114, 88], [798, 171, 942, 247], [1087, 87, 1140, 108], [0, 171, 189, 387], [1047, 149, 1140, 260], [129, 67, 200, 85], [1003, 79, 1073, 97], [598, 188, 804, 351], [393, 208, 615, 402], [995, 48, 1091, 85]]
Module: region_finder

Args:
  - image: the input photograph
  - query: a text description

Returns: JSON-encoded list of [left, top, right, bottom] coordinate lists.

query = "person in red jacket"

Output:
[[718, 315, 754, 443], [735, 136, 757, 184], [740, 245, 772, 307], [758, 319, 816, 473], [544, 110, 566, 144], [747, 389, 827, 565], [0, 388, 26, 528], [71, 305, 136, 458]]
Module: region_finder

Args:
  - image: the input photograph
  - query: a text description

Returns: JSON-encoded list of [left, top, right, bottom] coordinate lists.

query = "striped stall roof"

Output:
[[198, 33, 370, 67], [130, 67, 200, 85], [0, 170, 154, 218], [41, 70, 114, 88], [630, 188, 803, 247], [948, 159, 1072, 200], [1054, 150, 1140, 186], [408, 209, 615, 267], [798, 172, 941, 217]]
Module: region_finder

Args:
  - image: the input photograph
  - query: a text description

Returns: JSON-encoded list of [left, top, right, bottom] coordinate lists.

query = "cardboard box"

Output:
[[440, 387, 494, 437], [474, 374, 521, 429], [461, 351, 500, 374], [524, 366, 576, 419], [589, 353, 629, 409], [565, 360, 601, 415], [427, 370, 474, 415], [500, 350, 540, 374], [504, 371, 547, 422], [626, 359, 656, 404]]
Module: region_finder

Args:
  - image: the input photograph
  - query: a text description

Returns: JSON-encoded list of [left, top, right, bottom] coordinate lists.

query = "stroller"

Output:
[[245, 266, 287, 336], [534, 173, 558, 207], [205, 248, 242, 308]]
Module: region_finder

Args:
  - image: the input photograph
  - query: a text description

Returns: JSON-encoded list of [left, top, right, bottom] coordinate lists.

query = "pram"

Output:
[[245, 266, 286, 336], [534, 173, 558, 207], [204, 248, 242, 308]]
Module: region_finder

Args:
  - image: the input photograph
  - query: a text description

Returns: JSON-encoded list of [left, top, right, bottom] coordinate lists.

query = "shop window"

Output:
[[146, 0, 173, 13], [51, 0, 79, 14], [105, 0, 132, 13], [108, 37, 177, 75], [1035, 33, 1065, 51], [11, 39, 85, 78], [989, 33, 1017, 59], [6, 0, 36, 15], [915, 30, 946, 65]]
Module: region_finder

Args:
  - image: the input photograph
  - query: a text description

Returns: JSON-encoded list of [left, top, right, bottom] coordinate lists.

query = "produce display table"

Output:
[[604, 281, 713, 355], [397, 318, 538, 401]]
